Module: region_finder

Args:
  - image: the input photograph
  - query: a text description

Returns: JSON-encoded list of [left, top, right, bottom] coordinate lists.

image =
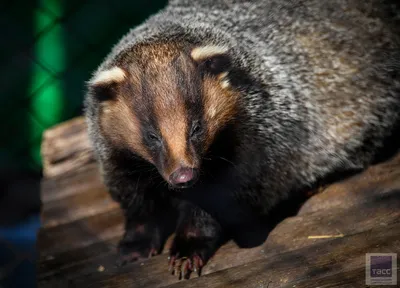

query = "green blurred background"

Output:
[[1, 0, 168, 174], [0, 1, 167, 287]]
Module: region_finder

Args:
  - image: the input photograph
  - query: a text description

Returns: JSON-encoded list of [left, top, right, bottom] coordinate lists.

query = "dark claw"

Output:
[[167, 211, 222, 280], [181, 261, 186, 279], [168, 255, 177, 272], [193, 254, 203, 276], [173, 258, 182, 276], [186, 258, 193, 272], [183, 258, 192, 279], [168, 254, 204, 279], [178, 258, 184, 275], [148, 248, 157, 258]]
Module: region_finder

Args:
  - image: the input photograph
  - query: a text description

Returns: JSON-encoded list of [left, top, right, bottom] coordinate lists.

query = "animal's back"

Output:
[[164, 0, 400, 181], [245, 0, 400, 181]]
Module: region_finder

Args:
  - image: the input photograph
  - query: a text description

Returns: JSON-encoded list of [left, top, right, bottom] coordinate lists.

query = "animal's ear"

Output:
[[191, 45, 232, 75], [88, 67, 127, 101]]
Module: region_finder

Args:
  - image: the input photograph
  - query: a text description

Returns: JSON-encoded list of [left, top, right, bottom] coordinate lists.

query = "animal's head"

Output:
[[88, 41, 240, 188]]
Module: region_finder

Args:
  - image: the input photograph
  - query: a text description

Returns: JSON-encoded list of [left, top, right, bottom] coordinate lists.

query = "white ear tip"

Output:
[[191, 45, 229, 61], [90, 67, 126, 86]]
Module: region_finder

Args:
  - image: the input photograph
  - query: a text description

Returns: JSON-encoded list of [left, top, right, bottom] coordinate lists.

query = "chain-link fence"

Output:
[[0, 1, 167, 286], [1, 0, 167, 173]]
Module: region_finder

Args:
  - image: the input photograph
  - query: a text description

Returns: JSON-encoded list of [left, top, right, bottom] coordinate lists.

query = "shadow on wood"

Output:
[[36, 117, 400, 288]]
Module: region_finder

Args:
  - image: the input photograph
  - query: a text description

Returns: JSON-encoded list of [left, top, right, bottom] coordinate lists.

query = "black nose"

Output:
[[169, 167, 199, 188]]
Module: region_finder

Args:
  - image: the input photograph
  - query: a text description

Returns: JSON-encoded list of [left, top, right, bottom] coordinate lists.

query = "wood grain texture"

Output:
[[41, 184, 118, 228], [279, 267, 371, 288], [38, 208, 124, 258], [38, 236, 120, 280], [41, 116, 94, 178], [164, 223, 400, 288], [38, 189, 400, 287], [41, 163, 102, 204], [37, 116, 400, 288]]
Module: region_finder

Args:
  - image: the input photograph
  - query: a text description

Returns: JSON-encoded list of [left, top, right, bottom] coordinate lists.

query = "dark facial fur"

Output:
[[89, 42, 238, 188]]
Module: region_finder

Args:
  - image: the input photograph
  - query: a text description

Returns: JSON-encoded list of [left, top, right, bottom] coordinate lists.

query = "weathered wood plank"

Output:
[[163, 223, 400, 288], [39, 162, 119, 229], [37, 189, 400, 288], [37, 208, 124, 258], [38, 237, 120, 279], [41, 163, 102, 204], [38, 235, 176, 283], [41, 116, 94, 179], [279, 267, 373, 288], [41, 184, 118, 228]]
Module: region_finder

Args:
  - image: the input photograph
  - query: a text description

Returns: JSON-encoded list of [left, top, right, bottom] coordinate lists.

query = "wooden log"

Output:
[[279, 267, 369, 288], [41, 116, 95, 179], [38, 236, 120, 280], [38, 235, 176, 283], [41, 163, 103, 204], [37, 208, 124, 258], [37, 189, 400, 287], [39, 162, 119, 229], [37, 116, 400, 287], [41, 184, 118, 228], [164, 223, 400, 288]]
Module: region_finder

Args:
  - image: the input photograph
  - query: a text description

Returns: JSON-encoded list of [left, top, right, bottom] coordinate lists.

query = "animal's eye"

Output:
[[147, 132, 160, 142], [190, 122, 202, 138], [202, 55, 231, 75]]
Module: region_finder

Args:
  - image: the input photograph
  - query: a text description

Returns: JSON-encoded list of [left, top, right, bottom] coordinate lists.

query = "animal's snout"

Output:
[[169, 167, 199, 188]]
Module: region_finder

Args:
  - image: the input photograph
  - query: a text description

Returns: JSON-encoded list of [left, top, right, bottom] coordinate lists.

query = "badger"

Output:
[[84, 0, 400, 279]]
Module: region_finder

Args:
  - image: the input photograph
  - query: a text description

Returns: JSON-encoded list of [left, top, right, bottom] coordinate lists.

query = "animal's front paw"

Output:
[[168, 224, 223, 279], [116, 222, 162, 267]]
